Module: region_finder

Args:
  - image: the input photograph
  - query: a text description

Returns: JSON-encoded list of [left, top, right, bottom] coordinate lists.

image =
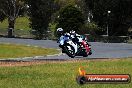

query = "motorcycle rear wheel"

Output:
[[83, 51, 88, 57]]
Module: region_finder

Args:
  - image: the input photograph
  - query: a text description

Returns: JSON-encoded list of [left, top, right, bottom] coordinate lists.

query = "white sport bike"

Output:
[[58, 33, 92, 58]]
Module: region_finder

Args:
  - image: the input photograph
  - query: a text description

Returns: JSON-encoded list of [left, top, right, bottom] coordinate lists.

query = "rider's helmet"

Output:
[[57, 28, 64, 36], [70, 30, 75, 35]]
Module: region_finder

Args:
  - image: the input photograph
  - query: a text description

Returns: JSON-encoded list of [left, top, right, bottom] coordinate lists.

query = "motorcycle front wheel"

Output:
[[64, 44, 75, 58]]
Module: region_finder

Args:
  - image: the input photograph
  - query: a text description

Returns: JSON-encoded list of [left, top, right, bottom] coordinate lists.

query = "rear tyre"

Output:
[[82, 47, 89, 57], [83, 50, 88, 57], [88, 49, 92, 55]]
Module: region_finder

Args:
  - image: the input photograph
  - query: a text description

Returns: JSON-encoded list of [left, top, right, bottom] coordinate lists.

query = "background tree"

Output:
[[75, 0, 89, 22], [50, 0, 89, 38], [53, 0, 88, 23], [0, 13, 6, 22], [27, 0, 55, 39], [111, 0, 132, 36], [57, 5, 85, 33], [0, 0, 26, 37], [85, 0, 132, 36], [54, 0, 76, 7]]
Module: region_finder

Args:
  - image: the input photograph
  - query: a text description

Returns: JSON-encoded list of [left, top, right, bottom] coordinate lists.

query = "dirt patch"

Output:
[[0, 58, 121, 67], [0, 60, 85, 67]]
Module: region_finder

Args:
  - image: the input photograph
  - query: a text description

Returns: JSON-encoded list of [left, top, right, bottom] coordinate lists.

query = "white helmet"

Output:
[[70, 30, 75, 34], [57, 28, 63, 36], [57, 28, 63, 32]]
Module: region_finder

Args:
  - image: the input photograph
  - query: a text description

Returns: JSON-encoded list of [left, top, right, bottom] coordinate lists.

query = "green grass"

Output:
[[0, 58, 131, 88], [0, 17, 31, 37], [0, 43, 59, 59], [0, 17, 30, 30], [128, 39, 132, 44]]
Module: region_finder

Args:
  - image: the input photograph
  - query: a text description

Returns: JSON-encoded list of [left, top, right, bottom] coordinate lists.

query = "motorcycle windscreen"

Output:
[[64, 36, 69, 41], [59, 36, 65, 45]]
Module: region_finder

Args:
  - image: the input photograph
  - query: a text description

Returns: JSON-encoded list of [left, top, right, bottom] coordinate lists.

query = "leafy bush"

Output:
[[79, 22, 98, 35], [48, 23, 57, 39], [27, 0, 54, 39], [57, 5, 85, 32]]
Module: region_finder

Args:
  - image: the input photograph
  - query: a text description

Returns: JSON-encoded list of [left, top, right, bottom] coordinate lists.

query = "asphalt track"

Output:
[[0, 38, 132, 61]]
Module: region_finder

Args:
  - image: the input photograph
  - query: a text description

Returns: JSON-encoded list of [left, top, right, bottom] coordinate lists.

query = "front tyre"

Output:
[[64, 45, 75, 58]]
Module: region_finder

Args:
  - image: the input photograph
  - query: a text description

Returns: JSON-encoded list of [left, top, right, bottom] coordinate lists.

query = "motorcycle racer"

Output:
[[57, 28, 91, 46]]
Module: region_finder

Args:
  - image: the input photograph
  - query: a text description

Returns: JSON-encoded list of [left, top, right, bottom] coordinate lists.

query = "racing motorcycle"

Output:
[[58, 33, 92, 58]]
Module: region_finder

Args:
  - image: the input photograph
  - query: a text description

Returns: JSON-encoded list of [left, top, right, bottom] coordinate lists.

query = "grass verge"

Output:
[[0, 43, 59, 59], [0, 58, 131, 88], [0, 17, 31, 38], [128, 39, 132, 44], [0, 17, 30, 30]]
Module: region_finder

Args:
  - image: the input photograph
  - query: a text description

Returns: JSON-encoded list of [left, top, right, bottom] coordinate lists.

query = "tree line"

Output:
[[0, 0, 132, 39]]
